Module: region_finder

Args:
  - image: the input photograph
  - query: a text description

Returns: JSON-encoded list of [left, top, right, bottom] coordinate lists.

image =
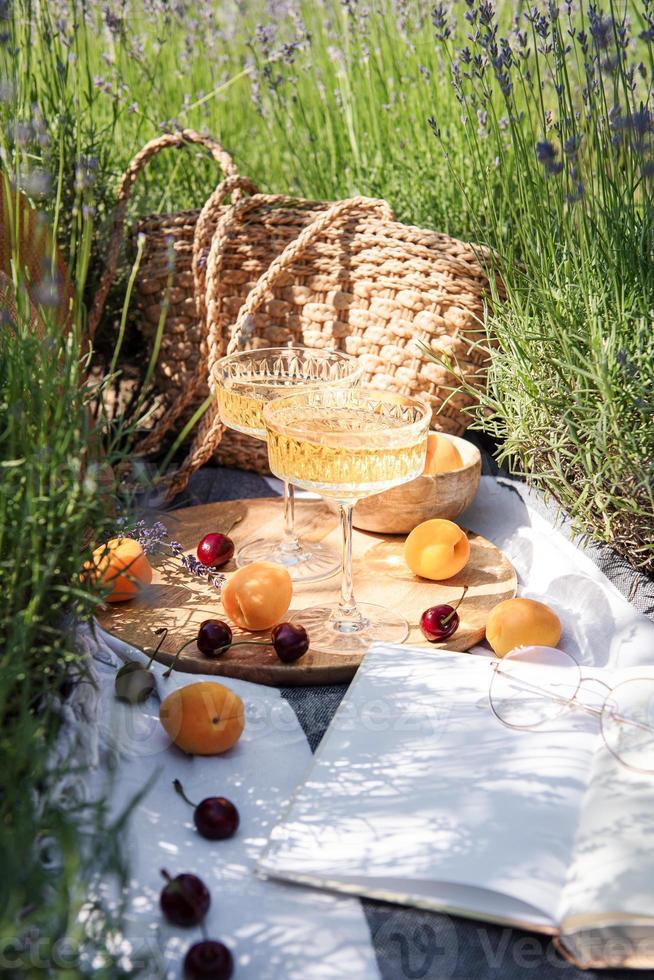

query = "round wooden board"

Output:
[[96, 498, 516, 687]]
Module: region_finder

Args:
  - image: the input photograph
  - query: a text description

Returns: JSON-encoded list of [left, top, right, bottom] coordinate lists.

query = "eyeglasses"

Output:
[[488, 646, 654, 774]]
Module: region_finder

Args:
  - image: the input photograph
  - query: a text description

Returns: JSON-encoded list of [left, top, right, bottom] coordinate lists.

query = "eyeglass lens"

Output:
[[601, 678, 654, 774], [489, 646, 581, 729]]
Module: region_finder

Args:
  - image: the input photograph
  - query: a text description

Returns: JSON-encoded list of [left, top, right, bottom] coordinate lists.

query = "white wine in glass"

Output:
[[215, 347, 363, 582], [264, 388, 431, 653]]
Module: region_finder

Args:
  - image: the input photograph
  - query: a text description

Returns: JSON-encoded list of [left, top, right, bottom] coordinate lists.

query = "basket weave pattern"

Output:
[[135, 206, 490, 473], [90, 131, 493, 494]]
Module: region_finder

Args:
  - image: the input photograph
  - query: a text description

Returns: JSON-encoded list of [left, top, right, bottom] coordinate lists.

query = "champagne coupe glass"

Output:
[[263, 387, 431, 653], [215, 347, 363, 582]]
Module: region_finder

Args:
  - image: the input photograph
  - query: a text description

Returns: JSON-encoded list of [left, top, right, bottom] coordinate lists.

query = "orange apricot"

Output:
[[84, 537, 152, 602], [160, 681, 244, 755], [404, 518, 470, 581], [485, 597, 561, 657], [221, 561, 292, 631], [423, 433, 463, 474]]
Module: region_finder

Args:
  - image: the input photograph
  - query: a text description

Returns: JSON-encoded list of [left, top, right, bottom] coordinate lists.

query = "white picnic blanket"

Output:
[[75, 476, 654, 978], [85, 626, 379, 979]]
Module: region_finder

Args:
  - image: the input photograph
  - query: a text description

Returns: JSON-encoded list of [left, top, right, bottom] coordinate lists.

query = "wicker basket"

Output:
[[89, 130, 494, 497]]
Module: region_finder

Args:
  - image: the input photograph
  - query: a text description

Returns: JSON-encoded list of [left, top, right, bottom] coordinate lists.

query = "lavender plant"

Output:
[[0, 274, 149, 972], [0, 8, 151, 972], [428, 0, 654, 571], [2, 1, 501, 242]]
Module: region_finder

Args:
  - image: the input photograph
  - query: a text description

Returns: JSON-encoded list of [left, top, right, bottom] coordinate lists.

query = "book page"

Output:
[[259, 644, 598, 931], [558, 666, 654, 935]]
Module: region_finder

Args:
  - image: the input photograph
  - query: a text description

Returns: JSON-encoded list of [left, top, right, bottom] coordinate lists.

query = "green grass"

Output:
[[0, 16, 147, 964], [5, 2, 503, 243], [0, 305, 145, 974]]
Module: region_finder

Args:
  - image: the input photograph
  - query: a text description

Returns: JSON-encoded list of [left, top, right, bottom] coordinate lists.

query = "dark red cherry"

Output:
[[271, 623, 309, 663], [420, 604, 460, 642], [159, 870, 210, 927], [174, 780, 240, 841], [197, 619, 232, 657], [184, 940, 234, 980], [194, 797, 240, 840], [197, 533, 234, 568], [420, 586, 469, 643]]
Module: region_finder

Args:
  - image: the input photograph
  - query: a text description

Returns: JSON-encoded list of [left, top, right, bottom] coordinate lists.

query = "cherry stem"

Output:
[[163, 637, 198, 678], [145, 627, 168, 670], [202, 639, 273, 657], [441, 585, 469, 626], [173, 779, 197, 809], [161, 869, 171, 883], [223, 514, 243, 536], [224, 639, 271, 649], [164, 633, 274, 678]]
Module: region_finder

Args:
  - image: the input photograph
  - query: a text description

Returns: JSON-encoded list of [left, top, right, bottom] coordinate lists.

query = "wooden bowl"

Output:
[[335, 432, 481, 535]]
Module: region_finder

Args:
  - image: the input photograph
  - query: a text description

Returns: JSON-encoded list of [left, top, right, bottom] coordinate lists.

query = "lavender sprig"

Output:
[[168, 539, 226, 590], [119, 520, 227, 592], [121, 518, 168, 555]]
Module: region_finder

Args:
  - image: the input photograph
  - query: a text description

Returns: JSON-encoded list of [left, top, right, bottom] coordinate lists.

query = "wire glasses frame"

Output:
[[488, 646, 654, 775]]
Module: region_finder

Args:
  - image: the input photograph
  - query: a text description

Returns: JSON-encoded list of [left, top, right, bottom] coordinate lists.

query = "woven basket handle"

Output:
[[224, 195, 394, 356], [160, 194, 394, 500], [134, 173, 259, 457], [87, 129, 241, 340]]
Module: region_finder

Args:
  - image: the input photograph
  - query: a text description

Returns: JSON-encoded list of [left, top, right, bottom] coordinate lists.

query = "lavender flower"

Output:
[[432, 4, 451, 42], [479, 1, 495, 28], [588, 8, 614, 52], [123, 523, 226, 593], [126, 519, 168, 555], [563, 134, 582, 157], [535, 140, 557, 164], [104, 11, 122, 35], [536, 139, 564, 175], [620, 108, 653, 137], [565, 181, 584, 203]]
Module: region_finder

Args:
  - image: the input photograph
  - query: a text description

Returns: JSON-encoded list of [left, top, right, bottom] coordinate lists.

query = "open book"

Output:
[[259, 644, 654, 970]]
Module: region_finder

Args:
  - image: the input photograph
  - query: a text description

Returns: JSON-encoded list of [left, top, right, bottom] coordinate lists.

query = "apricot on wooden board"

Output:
[[486, 597, 561, 657], [404, 518, 470, 581], [85, 537, 152, 602], [160, 681, 244, 755], [221, 561, 292, 631], [423, 433, 463, 474]]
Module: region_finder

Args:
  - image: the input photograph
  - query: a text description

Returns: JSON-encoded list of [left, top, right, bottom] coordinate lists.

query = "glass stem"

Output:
[[280, 481, 302, 554], [331, 502, 365, 628]]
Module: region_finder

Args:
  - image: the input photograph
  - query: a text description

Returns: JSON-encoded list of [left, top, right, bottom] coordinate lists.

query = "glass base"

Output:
[[235, 537, 339, 583], [287, 603, 409, 655]]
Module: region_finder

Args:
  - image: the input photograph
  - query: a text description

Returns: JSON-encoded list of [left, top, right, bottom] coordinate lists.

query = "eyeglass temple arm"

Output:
[[491, 662, 654, 735]]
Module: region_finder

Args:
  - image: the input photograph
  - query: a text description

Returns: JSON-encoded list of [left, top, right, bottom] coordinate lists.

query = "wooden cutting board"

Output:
[[96, 497, 516, 686]]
